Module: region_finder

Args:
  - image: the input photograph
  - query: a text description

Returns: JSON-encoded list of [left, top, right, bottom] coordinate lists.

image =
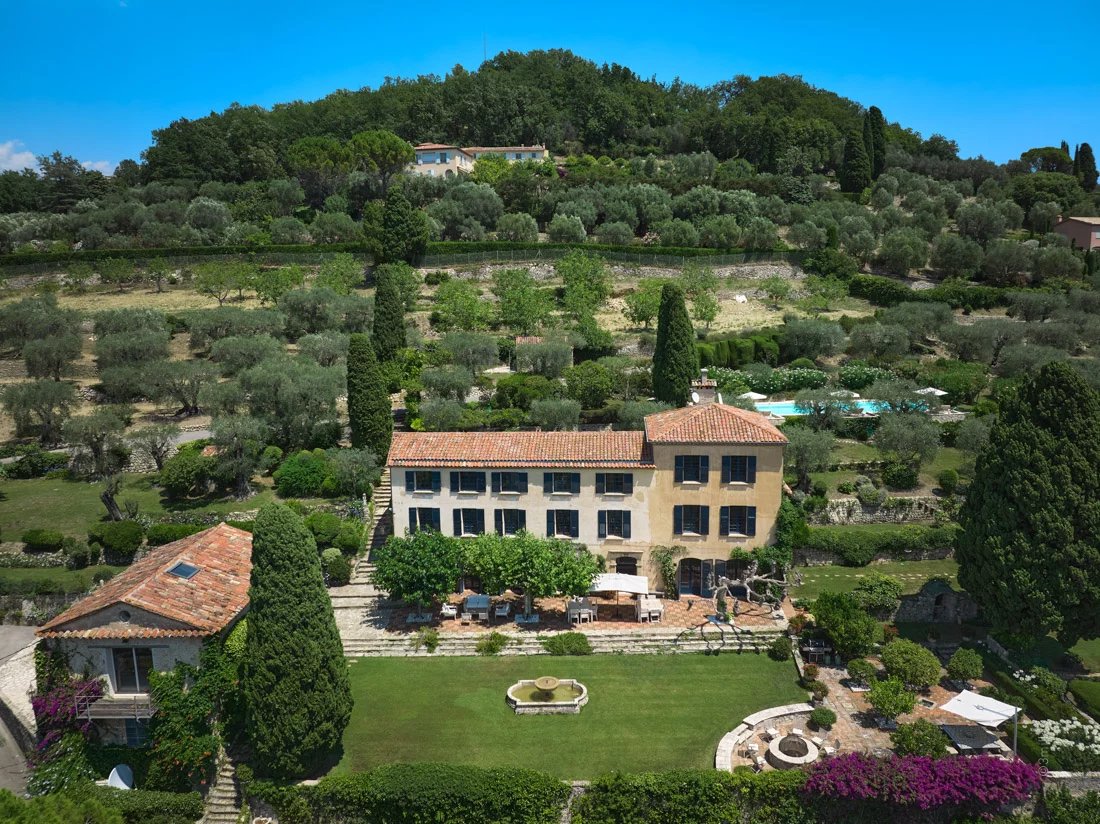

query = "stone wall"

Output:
[[793, 545, 954, 567], [0, 643, 37, 754], [809, 496, 942, 526]]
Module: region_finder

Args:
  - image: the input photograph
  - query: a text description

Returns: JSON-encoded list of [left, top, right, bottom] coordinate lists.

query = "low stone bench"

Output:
[[715, 703, 815, 771]]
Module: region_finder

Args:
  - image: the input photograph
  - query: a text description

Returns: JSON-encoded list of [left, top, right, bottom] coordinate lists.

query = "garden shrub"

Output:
[[63, 537, 95, 570], [85, 744, 153, 788], [321, 547, 352, 586], [945, 647, 983, 683], [304, 512, 342, 548], [273, 449, 333, 497], [767, 636, 792, 661], [805, 680, 829, 702], [851, 572, 903, 615], [809, 707, 836, 730], [812, 592, 878, 660], [87, 786, 203, 824], [541, 632, 593, 656], [881, 460, 919, 490], [158, 446, 213, 499], [412, 627, 440, 653], [5, 448, 69, 479], [145, 522, 204, 546], [846, 658, 877, 686], [890, 719, 950, 758], [1029, 718, 1100, 771], [90, 520, 145, 563], [21, 528, 64, 552], [258, 445, 284, 474], [333, 521, 364, 555], [881, 639, 942, 690], [476, 632, 510, 656], [281, 763, 570, 824], [800, 524, 959, 566], [937, 468, 959, 494], [1069, 678, 1100, 723]]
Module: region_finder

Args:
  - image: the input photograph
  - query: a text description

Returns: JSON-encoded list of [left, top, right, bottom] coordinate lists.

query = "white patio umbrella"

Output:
[[829, 390, 860, 398], [916, 387, 948, 397], [738, 391, 768, 401]]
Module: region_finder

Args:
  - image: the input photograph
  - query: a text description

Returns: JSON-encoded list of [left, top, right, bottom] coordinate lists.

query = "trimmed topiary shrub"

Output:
[[321, 547, 352, 587], [810, 707, 836, 730], [88, 785, 203, 824], [541, 632, 593, 656], [145, 522, 204, 546], [768, 636, 792, 661], [21, 529, 65, 552], [305, 512, 342, 548], [90, 520, 145, 563], [937, 468, 959, 495]]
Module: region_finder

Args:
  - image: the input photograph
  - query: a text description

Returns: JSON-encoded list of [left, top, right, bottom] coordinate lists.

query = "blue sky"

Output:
[[2, 0, 1097, 174]]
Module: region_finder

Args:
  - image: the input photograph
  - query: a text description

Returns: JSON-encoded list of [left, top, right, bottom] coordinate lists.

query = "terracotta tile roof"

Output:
[[1059, 216, 1100, 225], [37, 523, 252, 640], [465, 145, 547, 153], [388, 431, 654, 469], [643, 403, 788, 444], [415, 142, 461, 150]]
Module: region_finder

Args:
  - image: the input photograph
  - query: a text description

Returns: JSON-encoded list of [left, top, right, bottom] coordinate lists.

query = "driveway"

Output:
[[0, 626, 37, 795]]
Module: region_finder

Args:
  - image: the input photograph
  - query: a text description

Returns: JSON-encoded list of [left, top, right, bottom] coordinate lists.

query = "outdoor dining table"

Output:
[[567, 598, 597, 623], [465, 594, 490, 622]]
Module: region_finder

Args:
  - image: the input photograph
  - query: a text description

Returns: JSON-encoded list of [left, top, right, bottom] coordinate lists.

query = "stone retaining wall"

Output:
[[809, 496, 942, 526], [793, 545, 954, 567]]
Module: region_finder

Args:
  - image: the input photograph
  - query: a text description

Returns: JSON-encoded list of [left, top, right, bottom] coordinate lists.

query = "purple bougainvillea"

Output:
[[30, 677, 103, 747], [803, 753, 1044, 815]]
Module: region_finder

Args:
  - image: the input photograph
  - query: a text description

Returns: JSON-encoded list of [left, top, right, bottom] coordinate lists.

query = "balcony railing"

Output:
[[75, 693, 155, 720]]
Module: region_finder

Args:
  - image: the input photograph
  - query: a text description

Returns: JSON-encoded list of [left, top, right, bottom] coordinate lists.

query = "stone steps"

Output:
[[199, 754, 240, 824]]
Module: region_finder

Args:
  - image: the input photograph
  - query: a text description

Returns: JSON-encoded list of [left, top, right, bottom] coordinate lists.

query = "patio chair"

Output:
[[754, 755, 765, 771], [440, 603, 458, 620], [791, 728, 804, 738], [811, 736, 824, 747], [494, 601, 512, 620], [764, 727, 779, 740], [460, 612, 472, 624], [823, 746, 836, 757]]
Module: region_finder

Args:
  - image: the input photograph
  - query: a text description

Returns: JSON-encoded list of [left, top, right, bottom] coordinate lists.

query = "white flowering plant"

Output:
[[1029, 718, 1100, 771]]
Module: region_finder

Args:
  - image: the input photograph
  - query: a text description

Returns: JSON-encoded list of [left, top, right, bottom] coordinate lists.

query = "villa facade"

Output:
[[35, 523, 252, 745], [409, 142, 548, 177], [387, 404, 787, 596]]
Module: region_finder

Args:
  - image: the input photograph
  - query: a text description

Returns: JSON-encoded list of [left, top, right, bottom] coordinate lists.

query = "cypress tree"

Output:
[[862, 116, 875, 172], [347, 332, 392, 460], [957, 362, 1100, 645], [371, 266, 405, 362], [839, 129, 872, 193], [868, 106, 887, 178], [380, 187, 429, 264], [652, 282, 697, 407], [1074, 142, 1097, 191], [242, 503, 353, 778]]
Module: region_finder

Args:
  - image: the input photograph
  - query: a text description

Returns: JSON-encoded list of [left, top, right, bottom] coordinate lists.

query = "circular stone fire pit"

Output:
[[506, 678, 588, 715], [766, 733, 819, 769]]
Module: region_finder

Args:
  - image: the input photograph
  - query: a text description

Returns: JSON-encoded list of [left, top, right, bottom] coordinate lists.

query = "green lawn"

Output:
[[0, 474, 283, 539], [791, 559, 960, 601], [817, 447, 968, 498], [0, 565, 127, 594], [338, 654, 804, 779]]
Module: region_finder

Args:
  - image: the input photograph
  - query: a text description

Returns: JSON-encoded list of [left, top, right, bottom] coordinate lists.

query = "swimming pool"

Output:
[[755, 399, 885, 416]]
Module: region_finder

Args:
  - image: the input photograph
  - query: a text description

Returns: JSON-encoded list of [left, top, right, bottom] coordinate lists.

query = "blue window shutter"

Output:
[[674, 455, 684, 483], [748, 456, 757, 483], [570, 511, 579, 537], [491, 472, 501, 493], [624, 473, 633, 494], [547, 510, 555, 536], [673, 505, 683, 535], [571, 474, 580, 494], [598, 511, 607, 539], [623, 511, 631, 539], [450, 471, 460, 491], [700, 456, 710, 483], [405, 471, 415, 492], [595, 473, 605, 494], [494, 509, 503, 534], [409, 509, 417, 532], [431, 509, 441, 531], [453, 510, 462, 536], [518, 510, 527, 531], [747, 507, 757, 536], [543, 473, 552, 494], [519, 473, 528, 493], [722, 456, 732, 483], [431, 472, 441, 492], [477, 473, 486, 492], [476, 510, 485, 534], [700, 506, 710, 535], [719, 506, 730, 536]]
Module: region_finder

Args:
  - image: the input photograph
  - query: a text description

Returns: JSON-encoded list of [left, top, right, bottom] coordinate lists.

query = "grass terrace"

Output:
[[338, 653, 804, 779], [791, 559, 960, 601]]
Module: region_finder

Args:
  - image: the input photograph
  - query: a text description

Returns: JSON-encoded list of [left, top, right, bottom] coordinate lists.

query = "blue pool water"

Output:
[[755, 399, 885, 416]]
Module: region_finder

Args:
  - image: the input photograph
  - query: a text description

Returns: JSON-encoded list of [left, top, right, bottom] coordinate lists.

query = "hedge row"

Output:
[[1069, 679, 1100, 724], [573, 769, 808, 824], [799, 524, 960, 566], [85, 785, 203, 824], [987, 669, 1075, 721], [848, 274, 1010, 310], [250, 763, 569, 824]]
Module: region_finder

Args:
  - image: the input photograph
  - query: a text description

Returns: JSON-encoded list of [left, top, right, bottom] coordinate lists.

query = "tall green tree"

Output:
[[651, 282, 696, 406], [957, 362, 1100, 645], [839, 129, 872, 193], [346, 130, 414, 193], [371, 265, 406, 362], [243, 504, 352, 779], [1074, 142, 1098, 191], [867, 106, 888, 178], [379, 187, 428, 264], [347, 333, 392, 460]]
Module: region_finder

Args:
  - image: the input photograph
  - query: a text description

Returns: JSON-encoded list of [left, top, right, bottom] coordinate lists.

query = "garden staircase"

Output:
[[198, 747, 240, 824], [366, 467, 393, 559]]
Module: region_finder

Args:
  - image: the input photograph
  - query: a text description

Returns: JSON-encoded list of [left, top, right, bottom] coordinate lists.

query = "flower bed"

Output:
[[1028, 718, 1100, 772]]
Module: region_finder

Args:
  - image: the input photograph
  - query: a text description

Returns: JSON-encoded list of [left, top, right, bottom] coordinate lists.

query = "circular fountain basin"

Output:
[[507, 678, 588, 715], [766, 733, 819, 769]]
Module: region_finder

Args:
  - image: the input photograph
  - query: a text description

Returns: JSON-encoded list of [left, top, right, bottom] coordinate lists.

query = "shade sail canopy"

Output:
[[941, 690, 1020, 727], [916, 387, 948, 397], [590, 573, 650, 595], [738, 391, 768, 400]]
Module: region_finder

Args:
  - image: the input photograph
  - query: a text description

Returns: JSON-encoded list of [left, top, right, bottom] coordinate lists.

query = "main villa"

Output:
[[387, 403, 787, 597]]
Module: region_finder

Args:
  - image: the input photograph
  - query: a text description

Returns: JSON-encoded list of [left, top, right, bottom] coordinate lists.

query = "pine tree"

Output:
[[1074, 142, 1098, 191], [379, 187, 428, 264], [347, 333, 392, 460], [957, 362, 1100, 645], [839, 129, 872, 193], [371, 266, 406, 362], [242, 504, 353, 778], [652, 282, 697, 406], [868, 106, 888, 178]]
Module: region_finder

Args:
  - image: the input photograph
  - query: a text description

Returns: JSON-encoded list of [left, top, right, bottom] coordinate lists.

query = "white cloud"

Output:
[[0, 140, 36, 172], [81, 159, 116, 174]]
